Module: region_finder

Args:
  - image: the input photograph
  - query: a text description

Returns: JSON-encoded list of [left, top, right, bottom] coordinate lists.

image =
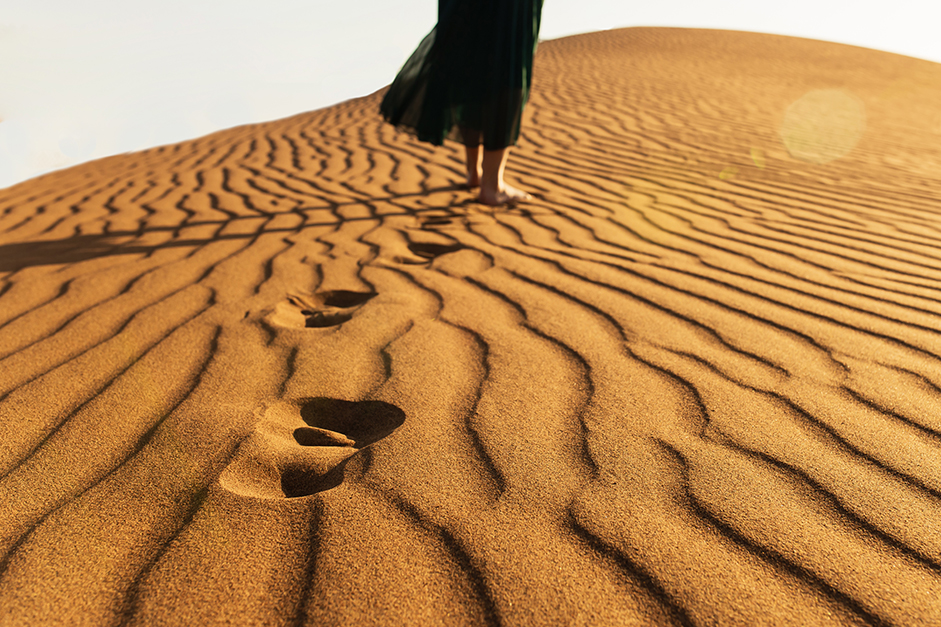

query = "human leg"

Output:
[[459, 126, 483, 188], [464, 144, 482, 188], [479, 147, 531, 205]]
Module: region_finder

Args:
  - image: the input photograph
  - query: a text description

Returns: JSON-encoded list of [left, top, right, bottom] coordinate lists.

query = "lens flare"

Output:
[[780, 89, 866, 164], [750, 148, 766, 169], [719, 166, 738, 180]]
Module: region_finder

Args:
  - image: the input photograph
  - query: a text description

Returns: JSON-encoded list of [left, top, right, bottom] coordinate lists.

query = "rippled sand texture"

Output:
[[3, 27, 941, 626]]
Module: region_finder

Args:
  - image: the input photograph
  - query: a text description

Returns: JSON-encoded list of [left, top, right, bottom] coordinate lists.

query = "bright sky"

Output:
[[1, 0, 937, 189]]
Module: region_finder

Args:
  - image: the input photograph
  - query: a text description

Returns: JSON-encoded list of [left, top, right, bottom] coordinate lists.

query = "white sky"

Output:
[[1, 0, 937, 189]]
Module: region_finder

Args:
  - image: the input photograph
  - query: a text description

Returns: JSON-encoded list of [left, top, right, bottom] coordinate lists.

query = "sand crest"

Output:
[[2, 27, 941, 626]]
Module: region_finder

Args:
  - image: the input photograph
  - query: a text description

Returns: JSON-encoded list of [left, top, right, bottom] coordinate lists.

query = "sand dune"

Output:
[[2, 27, 941, 625]]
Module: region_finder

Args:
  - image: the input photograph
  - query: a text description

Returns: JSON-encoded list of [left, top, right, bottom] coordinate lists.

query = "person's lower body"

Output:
[[458, 124, 531, 205], [381, 0, 543, 205], [462, 144, 531, 205]]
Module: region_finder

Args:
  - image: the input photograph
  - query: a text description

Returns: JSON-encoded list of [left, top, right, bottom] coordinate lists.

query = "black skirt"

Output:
[[379, 0, 544, 151]]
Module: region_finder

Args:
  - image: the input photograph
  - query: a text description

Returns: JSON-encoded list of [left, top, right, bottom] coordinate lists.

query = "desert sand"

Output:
[[2, 26, 941, 626]]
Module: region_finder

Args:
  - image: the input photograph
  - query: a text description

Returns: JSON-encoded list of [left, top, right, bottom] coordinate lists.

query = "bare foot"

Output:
[[478, 183, 532, 206], [465, 171, 481, 188]]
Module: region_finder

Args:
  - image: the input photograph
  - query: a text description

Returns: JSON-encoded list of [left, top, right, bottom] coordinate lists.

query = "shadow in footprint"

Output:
[[282, 398, 406, 498], [299, 309, 354, 328], [293, 427, 355, 447], [320, 290, 375, 308], [218, 397, 405, 499], [421, 217, 454, 229], [297, 290, 376, 328], [408, 242, 465, 260], [281, 461, 349, 498], [297, 397, 406, 446], [266, 290, 376, 329]]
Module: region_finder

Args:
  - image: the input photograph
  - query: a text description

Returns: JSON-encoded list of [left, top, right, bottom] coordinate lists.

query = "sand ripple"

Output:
[[1, 27, 941, 626]]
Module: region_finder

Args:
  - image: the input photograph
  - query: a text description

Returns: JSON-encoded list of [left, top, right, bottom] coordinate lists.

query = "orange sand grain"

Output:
[[1, 27, 941, 625]]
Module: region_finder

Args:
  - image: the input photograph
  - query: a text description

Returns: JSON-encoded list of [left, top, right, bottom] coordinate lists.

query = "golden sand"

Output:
[[2, 27, 941, 625]]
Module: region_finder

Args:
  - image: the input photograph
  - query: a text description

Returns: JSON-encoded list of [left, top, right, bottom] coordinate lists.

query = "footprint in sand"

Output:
[[393, 241, 466, 266], [219, 398, 406, 499], [393, 241, 493, 277], [420, 216, 455, 229], [407, 242, 465, 260], [265, 290, 376, 329]]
